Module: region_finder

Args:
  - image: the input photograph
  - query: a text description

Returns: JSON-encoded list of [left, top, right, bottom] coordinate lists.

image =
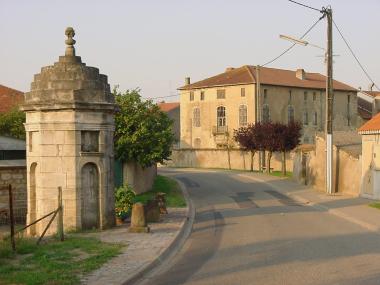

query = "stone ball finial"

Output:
[[65, 27, 76, 56]]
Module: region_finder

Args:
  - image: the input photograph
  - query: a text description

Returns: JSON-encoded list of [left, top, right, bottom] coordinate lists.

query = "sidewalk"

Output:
[[80, 207, 190, 285], [238, 172, 380, 233]]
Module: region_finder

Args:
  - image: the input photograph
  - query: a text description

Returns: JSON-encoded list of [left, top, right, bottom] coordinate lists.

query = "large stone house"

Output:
[[178, 65, 358, 149]]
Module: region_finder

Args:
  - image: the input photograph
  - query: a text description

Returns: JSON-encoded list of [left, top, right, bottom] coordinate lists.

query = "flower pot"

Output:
[[116, 216, 124, 225]]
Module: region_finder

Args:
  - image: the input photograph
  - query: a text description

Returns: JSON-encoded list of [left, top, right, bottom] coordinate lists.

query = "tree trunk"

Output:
[[250, 151, 255, 172], [266, 151, 272, 174], [227, 145, 231, 170], [282, 151, 286, 176]]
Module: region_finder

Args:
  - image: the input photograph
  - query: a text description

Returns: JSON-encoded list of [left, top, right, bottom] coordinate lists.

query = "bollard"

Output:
[[128, 203, 150, 233]]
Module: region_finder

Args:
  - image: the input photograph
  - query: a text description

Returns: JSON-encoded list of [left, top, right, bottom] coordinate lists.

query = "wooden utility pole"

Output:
[[57, 187, 64, 241], [325, 7, 334, 194], [255, 65, 263, 172], [8, 184, 16, 252]]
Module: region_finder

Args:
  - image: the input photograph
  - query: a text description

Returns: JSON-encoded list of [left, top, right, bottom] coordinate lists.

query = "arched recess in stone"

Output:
[[81, 162, 100, 230], [29, 162, 37, 236]]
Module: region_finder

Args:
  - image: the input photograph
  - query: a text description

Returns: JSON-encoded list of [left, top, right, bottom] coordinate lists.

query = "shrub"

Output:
[[115, 185, 136, 218]]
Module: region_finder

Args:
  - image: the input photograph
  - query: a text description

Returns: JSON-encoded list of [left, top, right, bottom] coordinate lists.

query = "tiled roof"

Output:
[[179, 65, 356, 92], [357, 97, 373, 120], [362, 91, 380, 98], [358, 112, 380, 133], [158, 102, 180, 112], [0, 84, 24, 113]]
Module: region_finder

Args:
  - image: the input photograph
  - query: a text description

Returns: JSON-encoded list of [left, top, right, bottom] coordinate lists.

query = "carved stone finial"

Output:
[[65, 27, 76, 56]]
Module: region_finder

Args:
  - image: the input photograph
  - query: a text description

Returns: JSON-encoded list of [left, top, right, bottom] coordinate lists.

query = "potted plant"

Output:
[[115, 184, 136, 225]]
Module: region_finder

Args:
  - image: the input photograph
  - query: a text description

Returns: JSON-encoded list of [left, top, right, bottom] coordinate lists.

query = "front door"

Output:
[[81, 163, 99, 229]]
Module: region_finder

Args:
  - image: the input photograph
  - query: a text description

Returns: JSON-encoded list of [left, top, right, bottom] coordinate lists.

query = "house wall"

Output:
[[180, 84, 358, 148], [360, 133, 380, 199]]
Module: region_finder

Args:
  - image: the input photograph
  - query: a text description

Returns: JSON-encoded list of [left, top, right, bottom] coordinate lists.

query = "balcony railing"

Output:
[[212, 125, 228, 135]]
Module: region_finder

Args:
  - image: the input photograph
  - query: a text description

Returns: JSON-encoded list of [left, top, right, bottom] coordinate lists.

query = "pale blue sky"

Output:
[[1, 0, 379, 102]]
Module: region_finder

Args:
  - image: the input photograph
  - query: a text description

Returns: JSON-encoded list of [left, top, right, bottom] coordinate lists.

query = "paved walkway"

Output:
[[80, 207, 189, 285]]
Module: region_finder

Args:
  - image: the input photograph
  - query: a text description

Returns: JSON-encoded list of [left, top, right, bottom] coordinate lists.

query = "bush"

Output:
[[115, 185, 135, 219]]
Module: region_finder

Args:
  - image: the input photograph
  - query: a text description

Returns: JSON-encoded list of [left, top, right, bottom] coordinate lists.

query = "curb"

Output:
[[124, 175, 195, 285]]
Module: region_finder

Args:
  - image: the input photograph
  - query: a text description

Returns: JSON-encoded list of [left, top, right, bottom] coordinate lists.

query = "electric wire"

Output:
[[288, 0, 322, 12], [333, 19, 380, 91], [261, 15, 324, 67]]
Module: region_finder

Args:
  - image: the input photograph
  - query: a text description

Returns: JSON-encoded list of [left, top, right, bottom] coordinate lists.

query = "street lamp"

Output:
[[279, 9, 334, 195]]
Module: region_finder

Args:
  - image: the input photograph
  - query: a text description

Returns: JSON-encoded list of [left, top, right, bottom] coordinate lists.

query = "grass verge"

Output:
[[0, 236, 123, 285], [134, 175, 186, 207], [369, 202, 380, 210], [268, 171, 293, 178]]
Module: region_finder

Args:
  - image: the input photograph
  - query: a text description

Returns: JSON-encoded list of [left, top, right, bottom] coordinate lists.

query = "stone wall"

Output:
[[123, 162, 157, 194], [293, 133, 362, 196], [0, 165, 27, 224], [166, 148, 294, 172]]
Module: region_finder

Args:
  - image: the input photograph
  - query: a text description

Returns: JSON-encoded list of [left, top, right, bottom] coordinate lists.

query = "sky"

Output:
[[1, 0, 379, 102]]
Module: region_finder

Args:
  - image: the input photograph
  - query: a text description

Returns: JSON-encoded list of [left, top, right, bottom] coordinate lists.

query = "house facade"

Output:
[[179, 65, 358, 149]]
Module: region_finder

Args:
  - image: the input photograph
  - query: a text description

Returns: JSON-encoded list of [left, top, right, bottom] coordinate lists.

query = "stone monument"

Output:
[[21, 27, 116, 236]]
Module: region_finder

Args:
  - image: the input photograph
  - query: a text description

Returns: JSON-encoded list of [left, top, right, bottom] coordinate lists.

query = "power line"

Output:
[[333, 19, 380, 91], [288, 0, 322, 12], [262, 15, 324, 67], [147, 93, 180, 100]]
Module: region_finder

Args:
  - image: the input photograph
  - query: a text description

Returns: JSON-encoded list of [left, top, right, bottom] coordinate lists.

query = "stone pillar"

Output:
[[21, 27, 116, 236]]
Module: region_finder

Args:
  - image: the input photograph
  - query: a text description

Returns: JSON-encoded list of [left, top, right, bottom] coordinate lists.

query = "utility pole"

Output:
[[255, 65, 263, 171], [325, 7, 333, 194]]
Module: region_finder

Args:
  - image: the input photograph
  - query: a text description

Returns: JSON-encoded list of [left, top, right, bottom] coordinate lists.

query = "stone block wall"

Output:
[[0, 166, 27, 224], [122, 162, 157, 194]]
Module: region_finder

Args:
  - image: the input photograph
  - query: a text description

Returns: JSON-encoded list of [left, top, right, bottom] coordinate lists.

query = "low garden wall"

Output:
[[0, 162, 27, 224], [166, 148, 294, 172], [122, 162, 157, 194]]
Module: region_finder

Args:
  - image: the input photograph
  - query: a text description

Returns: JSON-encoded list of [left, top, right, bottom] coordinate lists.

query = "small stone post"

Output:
[[128, 203, 150, 233]]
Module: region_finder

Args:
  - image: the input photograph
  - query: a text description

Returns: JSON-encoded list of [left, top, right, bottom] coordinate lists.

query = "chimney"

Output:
[[185, 77, 190, 85], [369, 83, 375, 91], [225, 67, 235, 72], [296, 68, 306, 80]]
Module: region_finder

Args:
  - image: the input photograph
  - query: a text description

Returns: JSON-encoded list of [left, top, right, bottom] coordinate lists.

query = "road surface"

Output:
[[138, 168, 380, 285]]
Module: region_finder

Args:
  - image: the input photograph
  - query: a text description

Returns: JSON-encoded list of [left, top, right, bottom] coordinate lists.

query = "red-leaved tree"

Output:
[[234, 124, 258, 171], [277, 122, 302, 176]]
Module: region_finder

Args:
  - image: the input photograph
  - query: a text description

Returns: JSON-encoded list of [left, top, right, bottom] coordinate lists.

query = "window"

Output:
[[241, 88, 246, 97], [288, 90, 292, 103], [190, 91, 194, 101], [313, 112, 317, 126], [347, 94, 351, 126], [239, 105, 248, 126], [304, 91, 308, 102], [217, 106, 226, 127], [262, 105, 270, 123], [303, 111, 308, 125], [217, 89, 226, 99], [288, 106, 294, 124], [200, 91, 205, 101], [304, 137, 310, 144], [81, 131, 99, 152], [193, 108, 200, 127], [313, 92, 316, 101], [263, 89, 268, 104]]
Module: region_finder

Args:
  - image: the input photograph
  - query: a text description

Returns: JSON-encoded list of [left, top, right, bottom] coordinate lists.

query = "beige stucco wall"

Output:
[[180, 84, 358, 148], [360, 133, 380, 199], [166, 148, 294, 172], [122, 162, 157, 194], [293, 135, 361, 196]]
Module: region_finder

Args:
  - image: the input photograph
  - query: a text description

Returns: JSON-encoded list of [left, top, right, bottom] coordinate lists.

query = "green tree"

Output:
[[114, 88, 175, 168], [0, 108, 26, 139]]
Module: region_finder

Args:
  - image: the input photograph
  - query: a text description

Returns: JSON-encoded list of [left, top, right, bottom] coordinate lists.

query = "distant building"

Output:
[[179, 65, 358, 148], [0, 84, 24, 113], [357, 90, 380, 122], [158, 102, 180, 147], [0, 136, 26, 160]]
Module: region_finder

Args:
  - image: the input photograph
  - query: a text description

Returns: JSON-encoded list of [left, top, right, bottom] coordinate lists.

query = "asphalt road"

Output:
[[139, 168, 380, 285]]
